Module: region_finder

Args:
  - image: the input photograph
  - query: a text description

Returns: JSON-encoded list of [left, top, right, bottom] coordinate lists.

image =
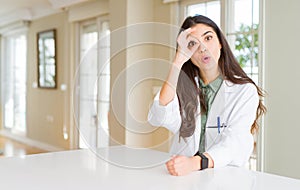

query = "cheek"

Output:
[[211, 46, 221, 61], [191, 53, 197, 61], [190, 55, 201, 68], [190, 56, 197, 66]]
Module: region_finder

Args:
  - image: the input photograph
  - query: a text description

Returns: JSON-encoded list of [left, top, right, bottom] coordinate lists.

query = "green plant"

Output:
[[235, 24, 258, 67]]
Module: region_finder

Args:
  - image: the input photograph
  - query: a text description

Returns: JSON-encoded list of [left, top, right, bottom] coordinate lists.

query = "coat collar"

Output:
[[194, 76, 235, 93]]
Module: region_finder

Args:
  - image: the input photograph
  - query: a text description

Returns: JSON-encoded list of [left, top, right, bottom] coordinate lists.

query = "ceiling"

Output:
[[0, 0, 89, 26]]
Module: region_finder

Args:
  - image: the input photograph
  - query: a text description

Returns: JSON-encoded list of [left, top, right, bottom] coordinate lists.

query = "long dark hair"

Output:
[[177, 15, 266, 138]]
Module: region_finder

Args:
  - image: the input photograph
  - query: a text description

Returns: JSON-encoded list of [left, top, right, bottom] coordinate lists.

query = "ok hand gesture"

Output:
[[173, 28, 200, 67]]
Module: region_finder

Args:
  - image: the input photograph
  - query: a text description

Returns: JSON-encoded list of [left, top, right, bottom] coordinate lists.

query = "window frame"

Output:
[[75, 15, 111, 149], [0, 27, 28, 135]]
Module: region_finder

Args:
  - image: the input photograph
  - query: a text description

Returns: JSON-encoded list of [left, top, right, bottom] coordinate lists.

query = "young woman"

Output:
[[148, 15, 266, 176]]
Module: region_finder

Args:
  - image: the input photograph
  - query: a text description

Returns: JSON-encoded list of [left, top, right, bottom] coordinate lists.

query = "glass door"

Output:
[[77, 18, 110, 149], [1, 33, 27, 134]]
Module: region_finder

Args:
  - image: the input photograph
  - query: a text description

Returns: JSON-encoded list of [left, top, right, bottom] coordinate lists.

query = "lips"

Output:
[[201, 56, 211, 64]]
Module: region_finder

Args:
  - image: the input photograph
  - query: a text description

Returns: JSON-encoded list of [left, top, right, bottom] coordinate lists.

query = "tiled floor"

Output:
[[0, 135, 47, 158]]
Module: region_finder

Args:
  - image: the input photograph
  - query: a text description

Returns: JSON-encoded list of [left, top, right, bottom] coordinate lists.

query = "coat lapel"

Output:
[[206, 80, 232, 126]]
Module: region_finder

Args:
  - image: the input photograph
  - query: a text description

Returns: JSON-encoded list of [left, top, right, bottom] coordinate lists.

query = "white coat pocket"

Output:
[[205, 122, 228, 150]]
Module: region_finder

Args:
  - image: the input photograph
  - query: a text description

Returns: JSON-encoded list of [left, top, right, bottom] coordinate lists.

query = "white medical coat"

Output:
[[148, 80, 259, 168]]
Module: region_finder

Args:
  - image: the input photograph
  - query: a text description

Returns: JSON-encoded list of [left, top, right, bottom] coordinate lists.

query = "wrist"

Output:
[[172, 54, 187, 68], [172, 60, 184, 70], [192, 156, 201, 171], [194, 151, 209, 170]]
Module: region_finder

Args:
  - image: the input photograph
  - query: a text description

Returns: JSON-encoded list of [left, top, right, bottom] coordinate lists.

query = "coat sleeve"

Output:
[[206, 83, 259, 168], [147, 91, 182, 134]]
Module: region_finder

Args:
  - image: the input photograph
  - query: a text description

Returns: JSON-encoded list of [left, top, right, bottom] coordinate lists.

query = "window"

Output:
[[184, 0, 221, 27], [181, 0, 261, 171], [1, 33, 27, 134], [226, 0, 260, 171], [76, 18, 110, 149], [227, 0, 259, 84]]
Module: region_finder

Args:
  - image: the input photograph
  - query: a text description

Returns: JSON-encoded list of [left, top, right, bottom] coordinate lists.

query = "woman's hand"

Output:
[[165, 155, 200, 176], [173, 28, 199, 67], [158, 28, 200, 106]]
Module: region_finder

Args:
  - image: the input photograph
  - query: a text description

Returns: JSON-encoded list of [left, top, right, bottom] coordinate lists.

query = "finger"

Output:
[[167, 165, 177, 175], [186, 35, 200, 51], [181, 27, 191, 34], [169, 171, 178, 176], [179, 28, 197, 43], [169, 169, 178, 176], [178, 28, 192, 41], [172, 172, 179, 176], [167, 167, 176, 174], [170, 155, 177, 163], [177, 35, 198, 56], [166, 163, 174, 170], [166, 161, 175, 170], [166, 159, 174, 165], [181, 27, 196, 36]]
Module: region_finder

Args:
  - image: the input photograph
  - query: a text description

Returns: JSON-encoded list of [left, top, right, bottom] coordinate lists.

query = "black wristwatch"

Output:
[[194, 151, 208, 170]]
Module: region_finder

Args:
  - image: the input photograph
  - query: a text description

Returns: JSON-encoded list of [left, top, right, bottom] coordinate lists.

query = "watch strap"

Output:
[[194, 151, 208, 170]]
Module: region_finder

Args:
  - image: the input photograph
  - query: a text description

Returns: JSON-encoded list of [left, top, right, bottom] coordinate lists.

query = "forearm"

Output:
[[160, 27, 196, 106], [159, 62, 182, 106]]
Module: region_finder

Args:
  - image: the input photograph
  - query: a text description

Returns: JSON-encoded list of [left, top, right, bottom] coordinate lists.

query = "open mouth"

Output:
[[201, 56, 211, 64]]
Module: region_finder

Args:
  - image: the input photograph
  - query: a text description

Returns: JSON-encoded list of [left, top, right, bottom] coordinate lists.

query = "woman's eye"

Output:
[[188, 40, 197, 48], [205, 36, 213, 41]]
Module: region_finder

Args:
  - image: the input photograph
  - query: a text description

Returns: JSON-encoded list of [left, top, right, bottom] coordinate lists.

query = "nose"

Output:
[[198, 42, 207, 53], [200, 46, 207, 53], [195, 39, 207, 53]]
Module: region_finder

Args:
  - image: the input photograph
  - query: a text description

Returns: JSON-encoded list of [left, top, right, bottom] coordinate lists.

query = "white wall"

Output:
[[27, 12, 71, 149], [264, 0, 300, 179], [109, 0, 177, 150], [108, 0, 156, 147], [125, 0, 155, 147]]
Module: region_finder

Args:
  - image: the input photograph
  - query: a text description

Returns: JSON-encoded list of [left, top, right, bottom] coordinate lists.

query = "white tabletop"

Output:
[[0, 146, 300, 190]]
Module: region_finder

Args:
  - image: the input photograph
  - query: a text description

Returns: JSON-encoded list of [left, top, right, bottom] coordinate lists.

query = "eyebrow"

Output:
[[201, 31, 213, 37]]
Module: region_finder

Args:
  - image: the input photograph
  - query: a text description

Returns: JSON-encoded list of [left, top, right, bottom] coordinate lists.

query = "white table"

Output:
[[0, 146, 300, 190]]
